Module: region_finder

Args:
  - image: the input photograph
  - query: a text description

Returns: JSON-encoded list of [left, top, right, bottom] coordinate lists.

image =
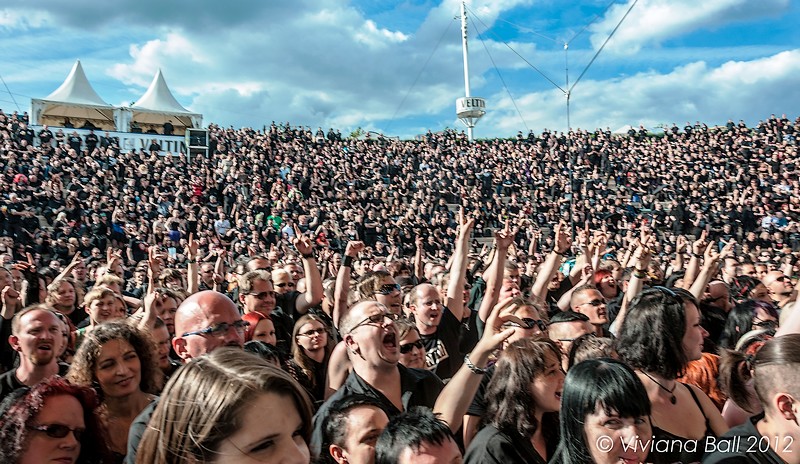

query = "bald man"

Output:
[[125, 291, 245, 463], [172, 290, 246, 360], [763, 270, 796, 310]]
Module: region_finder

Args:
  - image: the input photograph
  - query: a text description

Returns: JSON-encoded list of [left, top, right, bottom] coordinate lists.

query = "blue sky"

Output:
[[0, 0, 798, 139]]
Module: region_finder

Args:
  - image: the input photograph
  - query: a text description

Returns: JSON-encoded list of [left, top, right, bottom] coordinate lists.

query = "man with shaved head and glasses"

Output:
[[310, 300, 444, 457]]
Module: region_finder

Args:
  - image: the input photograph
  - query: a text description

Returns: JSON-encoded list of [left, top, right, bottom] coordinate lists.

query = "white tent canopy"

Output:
[[117, 69, 201, 135], [30, 60, 118, 130]]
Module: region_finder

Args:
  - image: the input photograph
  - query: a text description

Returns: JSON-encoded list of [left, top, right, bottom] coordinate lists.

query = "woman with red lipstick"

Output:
[[67, 322, 162, 463], [616, 287, 728, 464], [0, 376, 110, 464]]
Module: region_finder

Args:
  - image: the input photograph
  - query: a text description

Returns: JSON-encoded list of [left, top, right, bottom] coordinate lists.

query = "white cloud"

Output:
[[590, 0, 790, 54], [0, 9, 50, 30], [484, 49, 800, 136]]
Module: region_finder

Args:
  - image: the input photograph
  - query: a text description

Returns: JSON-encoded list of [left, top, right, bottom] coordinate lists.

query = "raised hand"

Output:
[[345, 241, 365, 258], [554, 221, 572, 254]]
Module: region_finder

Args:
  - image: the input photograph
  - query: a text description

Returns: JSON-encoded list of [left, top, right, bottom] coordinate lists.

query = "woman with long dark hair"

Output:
[[616, 287, 728, 464], [464, 336, 564, 464]]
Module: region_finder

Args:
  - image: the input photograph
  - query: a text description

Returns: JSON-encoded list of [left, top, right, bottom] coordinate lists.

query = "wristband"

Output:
[[632, 269, 648, 279], [464, 354, 486, 375], [342, 255, 354, 267], [187, 259, 196, 264], [690, 253, 702, 259], [301, 253, 315, 260], [553, 249, 566, 256]]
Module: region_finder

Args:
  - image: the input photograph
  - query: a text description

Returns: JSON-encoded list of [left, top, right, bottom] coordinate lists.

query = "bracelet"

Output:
[[187, 259, 196, 264], [632, 269, 648, 279], [342, 255, 354, 267], [553, 249, 566, 256], [464, 354, 486, 375], [301, 253, 315, 259], [690, 253, 702, 259]]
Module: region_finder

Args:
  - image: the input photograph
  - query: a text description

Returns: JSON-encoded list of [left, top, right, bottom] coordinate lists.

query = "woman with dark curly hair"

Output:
[[0, 376, 110, 464], [67, 321, 162, 463], [616, 287, 728, 464]]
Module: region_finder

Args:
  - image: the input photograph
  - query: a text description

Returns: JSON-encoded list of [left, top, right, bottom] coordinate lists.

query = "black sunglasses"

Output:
[[375, 283, 401, 295], [399, 339, 424, 354], [27, 424, 85, 441], [503, 318, 548, 332], [246, 291, 274, 300], [276, 282, 295, 288]]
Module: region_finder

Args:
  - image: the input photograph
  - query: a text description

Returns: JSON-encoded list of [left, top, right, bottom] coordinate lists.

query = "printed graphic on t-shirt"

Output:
[[425, 338, 449, 370]]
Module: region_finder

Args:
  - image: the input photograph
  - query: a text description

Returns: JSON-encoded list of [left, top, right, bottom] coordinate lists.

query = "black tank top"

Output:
[[649, 384, 715, 464]]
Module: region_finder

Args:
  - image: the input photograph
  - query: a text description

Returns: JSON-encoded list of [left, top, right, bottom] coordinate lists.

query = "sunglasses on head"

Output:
[[399, 339, 424, 354], [27, 424, 85, 441], [375, 283, 401, 295]]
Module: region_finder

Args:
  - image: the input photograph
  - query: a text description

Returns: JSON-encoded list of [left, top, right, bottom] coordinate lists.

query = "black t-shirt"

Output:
[[310, 365, 445, 457], [420, 307, 462, 380], [703, 413, 784, 463], [0, 363, 71, 402]]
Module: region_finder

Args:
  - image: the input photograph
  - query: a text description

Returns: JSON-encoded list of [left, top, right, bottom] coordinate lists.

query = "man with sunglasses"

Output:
[[310, 300, 444, 457], [125, 290, 245, 463], [570, 285, 609, 337], [763, 270, 796, 312]]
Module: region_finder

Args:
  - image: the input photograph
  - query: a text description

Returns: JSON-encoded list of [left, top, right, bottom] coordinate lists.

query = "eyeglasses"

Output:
[[753, 318, 778, 329], [298, 328, 326, 338], [349, 312, 401, 333], [399, 339, 425, 354], [578, 299, 605, 307], [276, 282, 296, 288], [181, 320, 249, 338], [375, 283, 401, 295], [246, 291, 274, 300], [503, 318, 548, 332], [27, 424, 85, 441]]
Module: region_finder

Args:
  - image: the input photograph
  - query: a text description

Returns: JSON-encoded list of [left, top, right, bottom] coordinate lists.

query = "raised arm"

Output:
[[186, 233, 199, 295], [334, 241, 363, 328], [434, 297, 516, 432], [688, 241, 732, 300], [680, 231, 707, 291], [530, 221, 571, 302], [293, 228, 323, 315], [477, 222, 516, 323], [610, 243, 652, 336], [446, 208, 474, 321], [413, 235, 425, 281], [54, 253, 84, 283]]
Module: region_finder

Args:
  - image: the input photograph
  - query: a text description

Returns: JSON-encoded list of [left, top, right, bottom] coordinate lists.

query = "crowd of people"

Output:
[[0, 106, 799, 463]]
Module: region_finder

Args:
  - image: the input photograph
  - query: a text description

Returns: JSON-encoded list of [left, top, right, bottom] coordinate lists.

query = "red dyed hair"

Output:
[[678, 352, 727, 411], [242, 311, 272, 342]]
